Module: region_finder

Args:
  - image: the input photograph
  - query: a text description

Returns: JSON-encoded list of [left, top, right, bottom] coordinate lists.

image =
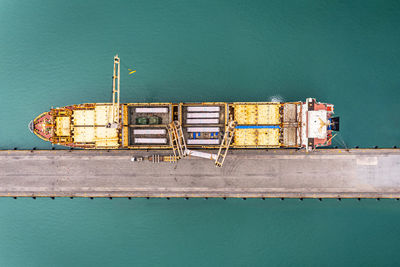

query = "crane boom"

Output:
[[108, 55, 120, 128]]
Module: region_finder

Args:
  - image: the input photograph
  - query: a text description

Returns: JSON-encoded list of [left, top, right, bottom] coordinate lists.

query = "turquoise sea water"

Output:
[[1, 0, 400, 266]]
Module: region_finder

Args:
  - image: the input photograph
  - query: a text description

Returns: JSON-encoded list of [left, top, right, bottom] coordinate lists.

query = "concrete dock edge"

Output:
[[1, 149, 399, 198]]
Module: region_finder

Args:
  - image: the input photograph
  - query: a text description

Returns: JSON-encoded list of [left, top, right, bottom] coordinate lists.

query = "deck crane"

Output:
[[107, 55, 121, 128]]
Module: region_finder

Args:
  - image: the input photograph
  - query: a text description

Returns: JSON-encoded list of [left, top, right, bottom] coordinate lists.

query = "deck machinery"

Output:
[[30, 55, 339, 167]]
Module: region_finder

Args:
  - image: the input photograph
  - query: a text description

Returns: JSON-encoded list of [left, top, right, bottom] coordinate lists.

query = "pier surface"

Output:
[[1, 149, 399, 198]]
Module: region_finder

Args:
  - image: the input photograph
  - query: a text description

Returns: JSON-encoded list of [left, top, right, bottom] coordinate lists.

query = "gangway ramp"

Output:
[[167, 121, 187, 159], [215, 121, 236, 167]]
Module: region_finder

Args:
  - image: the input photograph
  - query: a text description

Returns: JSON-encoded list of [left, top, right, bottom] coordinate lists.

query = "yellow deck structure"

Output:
[[234, 103, 280, 125], [42, 101, 297, 150], [258, 104, 280, 124], [257, 128, 280, 146], [55, 117, 71, 137], [68, 104, 119, 148], [234, 128, 280, 147], [232, 103, 281, 147], [46, 102, 288, 149]]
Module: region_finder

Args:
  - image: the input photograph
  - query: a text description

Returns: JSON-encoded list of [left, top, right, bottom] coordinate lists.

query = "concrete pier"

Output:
[[0, 149, 399, 198]]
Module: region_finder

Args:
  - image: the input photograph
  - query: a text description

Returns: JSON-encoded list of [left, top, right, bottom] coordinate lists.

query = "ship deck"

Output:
[[1, 149, 399, 198]]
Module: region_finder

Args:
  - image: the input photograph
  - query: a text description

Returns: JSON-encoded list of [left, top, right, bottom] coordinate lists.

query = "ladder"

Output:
[[215, 121, 236, 167], [167, 121, 187, 159]]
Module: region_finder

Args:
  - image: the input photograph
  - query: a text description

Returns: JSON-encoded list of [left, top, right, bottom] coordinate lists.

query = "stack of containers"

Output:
[[185, 106, 221, 145]]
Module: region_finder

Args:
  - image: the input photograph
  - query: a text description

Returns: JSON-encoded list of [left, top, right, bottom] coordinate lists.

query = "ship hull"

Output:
[[32, 99, 337, 150]]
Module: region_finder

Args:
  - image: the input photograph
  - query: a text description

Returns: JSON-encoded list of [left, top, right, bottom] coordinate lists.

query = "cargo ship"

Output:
[[30, 55, 339, 165]]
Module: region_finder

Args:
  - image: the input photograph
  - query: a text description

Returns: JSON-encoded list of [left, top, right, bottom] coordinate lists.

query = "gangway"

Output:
[[215, 121, 236, 167], [167, 120, 236, 167], [167, 121, 187, 159]]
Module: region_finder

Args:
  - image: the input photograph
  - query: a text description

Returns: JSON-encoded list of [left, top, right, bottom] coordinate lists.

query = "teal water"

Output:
[[1, 0, 400, 266]]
